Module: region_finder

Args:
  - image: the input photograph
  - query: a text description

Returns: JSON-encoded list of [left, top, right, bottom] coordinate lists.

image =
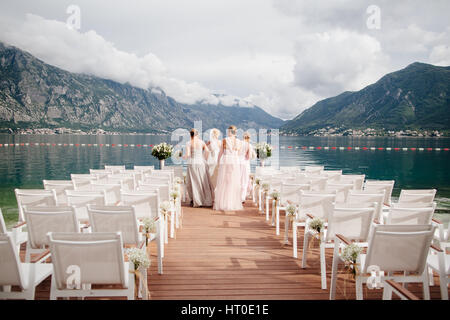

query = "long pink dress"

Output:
[[213, 137, 243, 211], [239, 141, 254, 202]]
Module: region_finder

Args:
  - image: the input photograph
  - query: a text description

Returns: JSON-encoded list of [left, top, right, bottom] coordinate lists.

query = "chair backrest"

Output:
[[71, 174, 97, 190], [164, 166, 184, 180], [325, 182, 354, 203], [15, 189, 57, 222], [385, 205, 436, 225], [0, 208, 7, 233], [398, 189, 436, 204], [308, 177, 328, 191], [269, 176, 285, 192], [346, 190, 385, 221], [90, 182, 121, 205], [120, 170, 143, 183], [88, 205, 140, 246], [107, 175, 135, 191], [255, 166, 277, 177], [304, 166, 324, 174], [43, 180, 74, 206], [47, 232, 127, 289], [120, 190, 160, 219], [363, 224, 435, 274], [89, 169, 113, 181], [134, 165, 154, 175], [23, 206, 79, 249], [339, 174, 365, 190], [298, 191, 336, 220], [142, 175, 171, 185], [322, 170, 343, 182], [148, 170, 174, 185], [280, 183, 311, 205], [280, 166, 301, 173], [0, 234, 25, 288], [66, 190, 106, 220], [325, 206, 375, 242], [364, 180, 395, 205], [138, 182, 170, 201], [104, 165, 126, 173]]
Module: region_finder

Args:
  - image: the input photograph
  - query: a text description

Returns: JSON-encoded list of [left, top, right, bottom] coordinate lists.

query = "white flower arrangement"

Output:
[[341, 243, 363, 264], [142, 217, 157, 234], [271, 190, 280, 200], [286, 204, 297, 217], [126, 247, 151, 270], [170, 190, 180, 201], [151, 142, 173, 160], [174, 177, 182, 185], [255, 178, 260, 185], [261, 183, 270, 192], [160, 200, 171, 214], [255, 142, 272, 159], [308, 217, 324, 234]]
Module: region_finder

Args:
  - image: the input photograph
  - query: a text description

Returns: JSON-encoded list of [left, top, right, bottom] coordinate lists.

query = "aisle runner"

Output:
[[0, 143, 449, 151]]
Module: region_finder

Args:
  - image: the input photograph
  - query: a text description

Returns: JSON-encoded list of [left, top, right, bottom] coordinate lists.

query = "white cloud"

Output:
[[429, 44, 450, 66]]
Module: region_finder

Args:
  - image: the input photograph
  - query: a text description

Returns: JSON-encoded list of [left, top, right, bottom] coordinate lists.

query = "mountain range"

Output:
[[0, 42, 284, 133], [281, 62, 450, 134]]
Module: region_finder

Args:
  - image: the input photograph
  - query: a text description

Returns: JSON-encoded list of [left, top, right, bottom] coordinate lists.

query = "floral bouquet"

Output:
[[170, 189, 180, 201], [151, 142, 173, 160], [271, 190, 280, 201], [341, 243, 363, 279], [308, 217, 324, 248], [286, 204, 297, 219], [142, 217, 157, 245], [255, 142, 272, 159], [160, 200, 171, 216], [126, 247, 151, 299], [255, 178, 260, 186], [174, 177, 182, 185], [261, 183, 270, 192]]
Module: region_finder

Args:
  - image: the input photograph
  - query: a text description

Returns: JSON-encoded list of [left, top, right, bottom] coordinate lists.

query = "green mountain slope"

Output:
[[281, 62, 450, 134]]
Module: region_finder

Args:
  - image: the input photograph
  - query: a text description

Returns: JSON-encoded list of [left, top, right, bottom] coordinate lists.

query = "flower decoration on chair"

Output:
[[261, 183, 270, 192], [174, 177, 182, 185], [151, 143, 173, 160], [255, 142, 272, 159], [341, 243, 363, 279], [286, 204, 297, 220], [255, 178, 260, 186], [170, 190, 180, 202], [142, 217, 157, 245], [308, 217, 324, 246], [126, 247, 151, 300]]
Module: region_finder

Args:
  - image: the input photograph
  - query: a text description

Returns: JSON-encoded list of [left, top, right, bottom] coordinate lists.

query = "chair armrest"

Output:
[[430, 244, 443, 253], [373, 219, 380, 224], [431, 218, 442, 224], [384, 280, 419, 300], [306, 213, 315, 220], [384, 203, 391, 207], [30, 249, 51, 263], [13, 221, 27, 228], [336, 234, 352, 245]]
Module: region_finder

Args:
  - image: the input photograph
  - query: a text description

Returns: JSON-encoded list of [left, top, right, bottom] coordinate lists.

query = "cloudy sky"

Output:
[[0, 0, 449, 119]]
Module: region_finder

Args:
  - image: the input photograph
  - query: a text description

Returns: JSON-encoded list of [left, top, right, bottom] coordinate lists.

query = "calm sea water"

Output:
[[1, 134, 449, 226]]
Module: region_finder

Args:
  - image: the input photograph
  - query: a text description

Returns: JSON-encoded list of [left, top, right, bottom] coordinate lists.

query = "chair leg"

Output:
[[50, 275, 57, 300], [275, 206, 280, 236], [258, 190, 262, 211], [329, 245, 340, 300], [156, 235, 163, 274], [356, 277, 364, 300], [438, 269, 449, 300], [265, 196, 269, 221], [320, 243, 327, 289], [428, 266, 434, 286], [382, 284, 393, 300], [301, 232, 309, 267], [164, 216, 169, 244], [422, 270, 431, 300], [271, 200, 275, 226], [284, 216, 290, 244], [170, 210, 175, 238], [293, 223, 298, 258]]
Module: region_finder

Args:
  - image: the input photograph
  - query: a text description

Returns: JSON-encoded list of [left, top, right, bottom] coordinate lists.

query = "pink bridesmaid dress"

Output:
[[213, 137, 243, 211]]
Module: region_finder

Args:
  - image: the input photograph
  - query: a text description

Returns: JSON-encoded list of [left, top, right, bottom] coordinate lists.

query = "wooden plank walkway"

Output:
[[30, 200, 447, 300]]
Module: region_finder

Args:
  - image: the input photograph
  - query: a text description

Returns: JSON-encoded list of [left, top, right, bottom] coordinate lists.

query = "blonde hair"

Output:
[[243, 132, 251, 141], [227, 125, 237, 135], [211, 128, 220, 139]]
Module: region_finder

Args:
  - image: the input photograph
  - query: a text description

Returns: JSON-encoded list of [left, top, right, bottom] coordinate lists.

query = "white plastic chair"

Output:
[[104, 165, 126, 173], [275, 183, 311, 242], [385, 205, 436, 225], [15, 189, 57, 222], [43, 180, 74, 206], [325, 182, 354, 203], [0, 208, 27, 253], [398, 189, 436, 204], [71, 174, 97, 190], [47, 232, 134, 300], [364, 180, 395, 206], [330, 224, 436, 300], [0, 233, 52, 300], [302, 205, 376, 289], [339, 174, 365, 190], [134, 165, 154, 175], [322, 170, 343, 182], [150, 170, 174, 186], [22, 206, 80, 263], [107, 174, 135, 191], [304, 166, 324, 174], [292, 191, 336, 258], [120, 169, 144, 184], [346, 190, 385, 223], [427, 241, 449, 300], [66, 190, 106, 221], [88, 205, 163, 275], [90, 182, 121, 205]]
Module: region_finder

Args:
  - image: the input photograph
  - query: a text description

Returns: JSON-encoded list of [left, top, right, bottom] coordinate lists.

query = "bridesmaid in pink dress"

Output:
[[214, 125, 243, 211]]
